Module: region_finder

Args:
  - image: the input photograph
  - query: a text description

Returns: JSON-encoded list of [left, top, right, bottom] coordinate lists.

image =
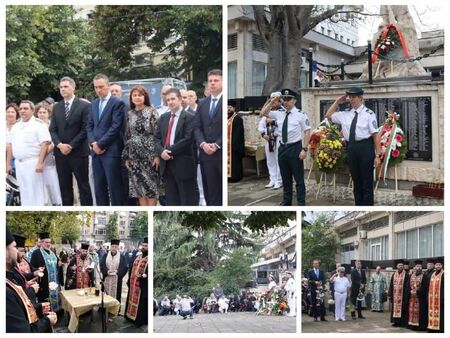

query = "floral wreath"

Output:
[[372, 24, 410, 64], [376, 111, 407, 182]]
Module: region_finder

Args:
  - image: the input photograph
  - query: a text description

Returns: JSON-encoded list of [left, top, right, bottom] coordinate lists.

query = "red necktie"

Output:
[[164, 113, 176, 147]]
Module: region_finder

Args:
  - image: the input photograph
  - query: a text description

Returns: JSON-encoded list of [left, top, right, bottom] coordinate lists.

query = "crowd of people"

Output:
[[154, 272, 296, 320], [302, 258, 444, 332], [6, 227, 148, 332], [228, 86, 382, 206], [6, 70, 223, 206]]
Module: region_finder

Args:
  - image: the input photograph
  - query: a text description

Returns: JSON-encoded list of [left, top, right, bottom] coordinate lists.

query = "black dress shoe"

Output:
[[314, 318, 318, 322], [321, 318, 327, 322], [279, 201, 292, 206], [358, 316, 366, 319]]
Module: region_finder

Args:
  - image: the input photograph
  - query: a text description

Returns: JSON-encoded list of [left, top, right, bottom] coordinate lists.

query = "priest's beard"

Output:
[[81, 254, 87, 260], [6, 257, 18, 272], [142, 250, 148, 258]]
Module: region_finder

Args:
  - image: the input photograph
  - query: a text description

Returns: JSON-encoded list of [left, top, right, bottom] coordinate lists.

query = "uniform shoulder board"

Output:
[[345, 108, 351, 111], [366, 108, 374, 114]]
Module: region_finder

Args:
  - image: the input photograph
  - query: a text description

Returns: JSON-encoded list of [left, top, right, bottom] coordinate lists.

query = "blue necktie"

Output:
[[209, 97, 217, 118], [315, 269, 319, 278], [99, 99, 105, 119]]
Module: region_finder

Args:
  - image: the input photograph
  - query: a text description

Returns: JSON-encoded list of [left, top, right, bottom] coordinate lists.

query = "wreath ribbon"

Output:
[[372, 24, 410, 64]]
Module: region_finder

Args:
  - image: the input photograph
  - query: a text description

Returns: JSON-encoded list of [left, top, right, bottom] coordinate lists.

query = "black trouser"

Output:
[[351, 286, 363, 316], [278, 141, 305, 205], [163, 165, 198, 206], [55, 156, 92, 206], [347, 138, 375, 206], [200, 159, 222, 206]]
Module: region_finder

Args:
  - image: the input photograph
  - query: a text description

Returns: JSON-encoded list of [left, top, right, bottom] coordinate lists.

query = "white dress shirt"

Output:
[[331, 104, 378, 141]]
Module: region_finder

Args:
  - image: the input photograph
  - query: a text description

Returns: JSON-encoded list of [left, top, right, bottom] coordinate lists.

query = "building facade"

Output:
[[335, 211, 443, 265]]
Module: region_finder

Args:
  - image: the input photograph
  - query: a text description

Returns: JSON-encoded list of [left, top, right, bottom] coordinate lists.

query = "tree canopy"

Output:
[[153, 211, 294, 299], [6, 211, 84, 244], [106, 212, 119, 241]]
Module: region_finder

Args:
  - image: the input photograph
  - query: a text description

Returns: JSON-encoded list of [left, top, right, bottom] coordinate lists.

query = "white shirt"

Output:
[[269, 106, 311, 144], [156, 105, 169, 117], [331, 104, 378, 141], [168, 108, 183, 146], [334, 275, 351, 293], [179, 298, 192, 312], [285, 277, 296, 292], [268, 280, 277, 290], [258, 108, 284, 137], [161, 299, 170, 307], [8, 116, 51, 160]]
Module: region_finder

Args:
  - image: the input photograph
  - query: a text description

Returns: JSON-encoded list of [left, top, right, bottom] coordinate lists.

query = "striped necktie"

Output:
[[209, 97, 217, 118], [64, 101, 70, 120]]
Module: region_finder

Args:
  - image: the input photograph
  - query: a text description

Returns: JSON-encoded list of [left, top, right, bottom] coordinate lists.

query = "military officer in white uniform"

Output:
[[326, 87, 381, 205], [284, 271, 296, 317], [259, 91, 284, 190], [262, 88, 310, 205], [6, 100, 51, 206]]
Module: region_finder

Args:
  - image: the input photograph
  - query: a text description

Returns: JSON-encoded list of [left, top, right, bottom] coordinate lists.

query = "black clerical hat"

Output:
[[394, 259, 405, 266], [14, 235, 27, 248], [81, 243, 89, 250], [143, 237, 148, 244], [280, 88, 298, 98], [111, 239, 120, 246], [414, 260, 423, 266], [39, 232, 50, 240], [345, 87, 364, 96], [6, 227, 15, 246], [426, 258, 436, 264], [435, 257, 444, 265]]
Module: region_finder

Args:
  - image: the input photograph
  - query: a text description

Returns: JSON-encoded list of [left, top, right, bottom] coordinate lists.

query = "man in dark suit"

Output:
[[308, 259, 327, 321], [194, 69, 223, 206], [350, 259, 367, 319], [155, 88, 198, 206], [50, 76, 92, 206], [87, 73, 126, 206]]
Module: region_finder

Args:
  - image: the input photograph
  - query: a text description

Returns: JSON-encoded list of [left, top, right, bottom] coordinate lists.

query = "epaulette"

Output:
[[366, 108, 374, 114]]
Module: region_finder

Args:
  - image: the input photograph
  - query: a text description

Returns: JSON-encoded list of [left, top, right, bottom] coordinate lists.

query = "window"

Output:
[[321, 26, 325, 34], [340, 35, 344, 41], [228, 62, 237, 99], [228, 34, 238, 50], [347, 38, 350, 45], [252, 34, 267, 52], [396, 223, 444, 258], [362, 236, 388, 260], [328, 29, 332, 36], [120, 231, 125, 236], [95, 229, 106, 235], [97, 217, 106, 225], [351, 41, 355, 46], [335, 33, 339, 40], [340, 243, 355, 264], [252, 61, 267, 96]]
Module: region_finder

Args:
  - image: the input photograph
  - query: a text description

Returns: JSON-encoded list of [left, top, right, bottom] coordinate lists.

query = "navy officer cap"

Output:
[[346, 87, 364, 96], [280, 88, 298, 98]]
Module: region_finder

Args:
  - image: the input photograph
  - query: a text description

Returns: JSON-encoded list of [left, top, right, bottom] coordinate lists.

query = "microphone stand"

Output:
[[94, 262, 107, 333]]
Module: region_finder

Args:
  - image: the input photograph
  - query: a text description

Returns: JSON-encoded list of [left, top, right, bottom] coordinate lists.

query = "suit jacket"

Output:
[[87, 95, 125, 157], [308, 268, 326, 292], [154, 109, 196, 179], [194, 95, 222, 162], [50, 97, 90, 157], [351, 268, 367, 291]]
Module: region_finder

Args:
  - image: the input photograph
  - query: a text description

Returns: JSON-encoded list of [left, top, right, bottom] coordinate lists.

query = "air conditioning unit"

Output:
[[359, 230, 367, 239]]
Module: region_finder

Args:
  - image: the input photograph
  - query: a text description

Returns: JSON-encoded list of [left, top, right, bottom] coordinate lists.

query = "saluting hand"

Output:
[[336, 95, 348, 104]]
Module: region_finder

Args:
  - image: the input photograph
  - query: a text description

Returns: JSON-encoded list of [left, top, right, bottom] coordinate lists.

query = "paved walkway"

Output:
[[302, 310, 415, 333], [154, 312, 296, 333], [228, 176, 443, 206]]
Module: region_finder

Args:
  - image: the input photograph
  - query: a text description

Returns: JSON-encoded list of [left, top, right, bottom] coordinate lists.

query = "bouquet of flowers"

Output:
[[372, 23, 410, 64], [270, 288, 289, 315], [376, 111, 407, 182], [309, 118, 346, 174]]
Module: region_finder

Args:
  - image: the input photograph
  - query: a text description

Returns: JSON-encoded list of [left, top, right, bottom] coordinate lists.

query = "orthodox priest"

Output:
[[426, 257, 444, 332], [125, 237, 148, 326], [100, 239, 128, 303], [6, 227, 56, 333], [30, 232, 63, 312], [388, 260, 410, 327], [227, 104, 245, 182], [408, 260, 427, 330], [65, 243, 95, 290]]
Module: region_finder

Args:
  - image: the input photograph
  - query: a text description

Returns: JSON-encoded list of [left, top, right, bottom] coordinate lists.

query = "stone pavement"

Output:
[[153, 312, 296, 333], [228, 176, 443, 206], [302, 310, 415, 333]]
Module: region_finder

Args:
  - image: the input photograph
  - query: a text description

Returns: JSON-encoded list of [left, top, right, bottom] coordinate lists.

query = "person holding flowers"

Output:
[[325, 87, 381, 206]]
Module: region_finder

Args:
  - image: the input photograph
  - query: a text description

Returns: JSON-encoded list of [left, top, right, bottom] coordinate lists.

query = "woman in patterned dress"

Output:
[[122, 85, 162, 206]]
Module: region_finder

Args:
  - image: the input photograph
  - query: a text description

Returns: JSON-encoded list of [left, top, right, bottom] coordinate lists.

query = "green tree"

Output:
[[130, 212, 149, 241], [301, 213, 340, 274], [7, 211, 83, 244], [106, 212, 119, 241], [92, 5, 222, 90], [6, 5, 93, 102]]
